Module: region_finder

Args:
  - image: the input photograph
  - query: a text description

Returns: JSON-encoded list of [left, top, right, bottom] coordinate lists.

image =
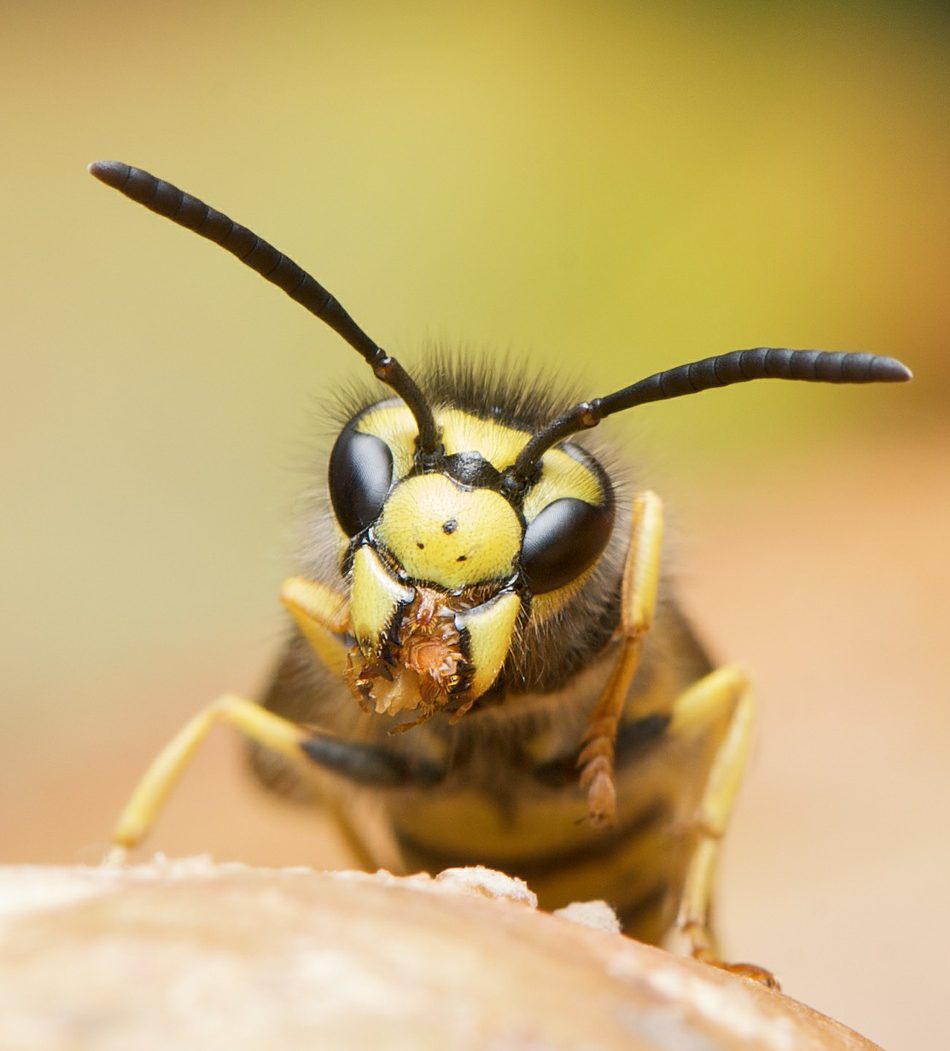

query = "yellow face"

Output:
[[327, 402, 613, 727], [375, 475, 522, 590]]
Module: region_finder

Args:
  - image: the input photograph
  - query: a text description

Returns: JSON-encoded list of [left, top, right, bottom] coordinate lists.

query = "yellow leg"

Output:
[[280, 576, 351, 677], [108, 694, 310, 859], [105, 580, 388, 868], [578, 491, 663, 826], [665, 665, 778, 988]]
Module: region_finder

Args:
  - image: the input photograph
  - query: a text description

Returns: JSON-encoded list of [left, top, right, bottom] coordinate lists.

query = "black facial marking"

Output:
[[521, 497, 614, 594], [442, 451, 503, 488], [328, 426, 395, 537], [442, 518, 458, 534]]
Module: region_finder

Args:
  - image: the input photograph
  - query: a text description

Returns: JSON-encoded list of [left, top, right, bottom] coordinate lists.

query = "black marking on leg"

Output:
[[300, 734, 447, 788]]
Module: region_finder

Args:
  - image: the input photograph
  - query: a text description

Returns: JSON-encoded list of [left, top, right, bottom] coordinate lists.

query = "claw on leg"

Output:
[[577, 727, 619, 826], [685, 925, 780, 990], [101, 845, 131, 868]]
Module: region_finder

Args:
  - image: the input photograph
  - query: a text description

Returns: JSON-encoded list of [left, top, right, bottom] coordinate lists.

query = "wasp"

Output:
[[89, 160, 911, 978]]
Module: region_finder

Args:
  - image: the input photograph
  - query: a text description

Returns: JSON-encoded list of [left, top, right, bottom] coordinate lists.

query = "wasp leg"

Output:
[[107, 688, 449, 869], [107, 694, 312, 861], [578, 490, 663, 826], [280, 576, 351, 676], [665, 665, 779, 989], [108, 694, 390, 871]]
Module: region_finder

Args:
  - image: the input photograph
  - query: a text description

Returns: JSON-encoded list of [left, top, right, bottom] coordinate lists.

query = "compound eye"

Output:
[[521, 498, 613, 594], [329, 427, 395, 536]]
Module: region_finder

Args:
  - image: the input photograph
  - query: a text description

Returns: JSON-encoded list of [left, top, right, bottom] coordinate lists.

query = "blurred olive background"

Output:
[[3, 2, 948, 1047]]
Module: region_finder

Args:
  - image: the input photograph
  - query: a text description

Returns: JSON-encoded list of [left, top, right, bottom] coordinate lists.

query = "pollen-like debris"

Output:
[[399, 590, 464, 704], [345, 589, 466, 724]]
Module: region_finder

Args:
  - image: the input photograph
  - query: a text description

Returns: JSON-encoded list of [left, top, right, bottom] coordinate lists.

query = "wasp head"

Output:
[[325, 399, 614, 727]]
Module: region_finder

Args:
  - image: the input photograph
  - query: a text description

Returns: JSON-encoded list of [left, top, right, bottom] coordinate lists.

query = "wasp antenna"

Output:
[[88, 160, 441, 454], [512, 348, 912, 479]]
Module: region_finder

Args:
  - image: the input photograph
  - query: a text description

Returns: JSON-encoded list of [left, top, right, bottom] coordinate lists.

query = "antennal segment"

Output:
[[88, 160, 441, 454], [511, 348, 912, 481]]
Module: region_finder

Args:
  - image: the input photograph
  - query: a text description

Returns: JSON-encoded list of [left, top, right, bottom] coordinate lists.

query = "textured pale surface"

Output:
[[0, 861, 879, 1051]]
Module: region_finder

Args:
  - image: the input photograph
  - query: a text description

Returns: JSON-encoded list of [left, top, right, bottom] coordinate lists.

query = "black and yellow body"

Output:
[[89, 159, 910, 979], [253, 361, 723, 943]]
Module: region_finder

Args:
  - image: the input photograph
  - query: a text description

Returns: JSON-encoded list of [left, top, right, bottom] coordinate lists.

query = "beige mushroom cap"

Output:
[[0, 860, 879, 1051]]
